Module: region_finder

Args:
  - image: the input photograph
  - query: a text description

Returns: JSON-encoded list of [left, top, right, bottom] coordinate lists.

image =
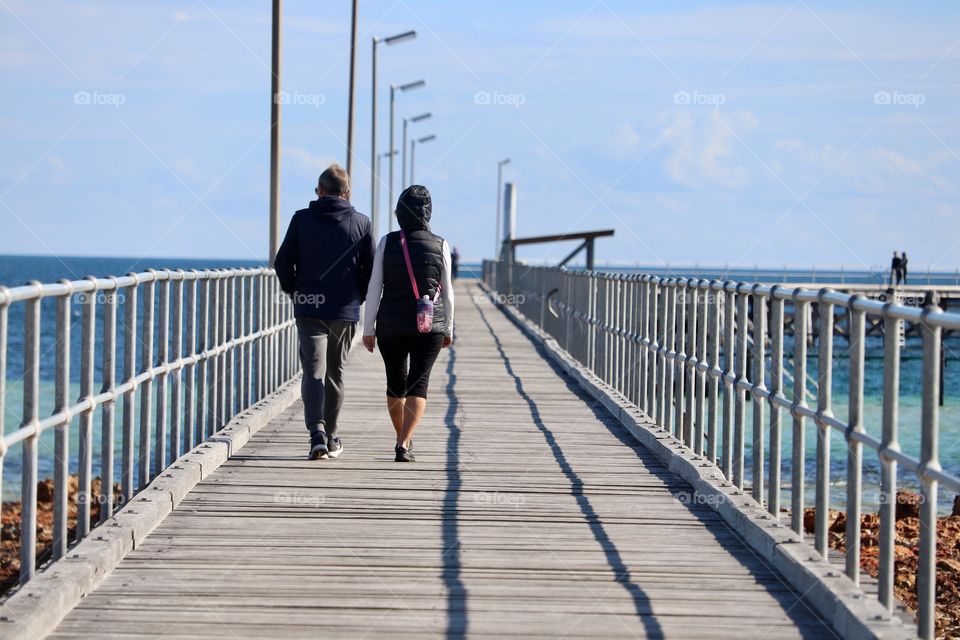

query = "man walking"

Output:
[[889, 251, 902, 288], [275, 164, 376, 459]]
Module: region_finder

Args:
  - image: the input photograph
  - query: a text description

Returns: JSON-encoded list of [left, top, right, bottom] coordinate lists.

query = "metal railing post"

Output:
[[917, 307, 942, 639], [734, 286, 749, 489], [183, 273, 197, 451], [170, 272, 184, 459], [845, 300, 865, 584], [768, 289, 785, 520], [675, 279, 687, 442], [662, 281, 676, 435], [638, 277, 649, 413], [99, 278, 118, 521], [121, 277, 138, 502], [19, 285, 41, 583], [78, 277, 97, 536], [707, 280, 720, 465], [647, 278, 659, 421], [814, 292, 835, 558], [138, 274, 155, 487], [208, 272, 220, 436], [245, 274, 254, 407], [53, 282, 71, 558], [791, 295, 809, 536], [694, 280, 707, 456], [196, 276, 209, 443], [751, 286, 766, 503], [657, 282, 669, 430], [155, 273, 169, 473], [721, 284, 736, 479]]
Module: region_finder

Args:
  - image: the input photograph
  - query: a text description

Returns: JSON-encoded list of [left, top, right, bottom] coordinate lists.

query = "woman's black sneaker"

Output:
[[309, 432, 328, 460], [327, 436, 343, 459], [394, 445, 415, 462]]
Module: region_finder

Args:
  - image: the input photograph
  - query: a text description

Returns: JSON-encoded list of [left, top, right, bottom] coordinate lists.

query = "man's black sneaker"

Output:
[[327, 436, 343, 459], [309, 432, 328, 460], [395, 445, 415, 463]]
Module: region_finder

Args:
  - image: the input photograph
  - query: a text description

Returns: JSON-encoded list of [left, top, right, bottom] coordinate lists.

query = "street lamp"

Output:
[[402, 112, 431, 188], [496, 158, 511, 258], [375, 149, 397, 233], [268, 0, 282, 266], [409, 134, 436, 186], [389, 79, 425, 231], [370, 30, 416, 237]]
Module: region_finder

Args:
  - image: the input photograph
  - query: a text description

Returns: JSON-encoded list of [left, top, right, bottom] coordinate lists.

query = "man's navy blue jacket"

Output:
[[274, 196, 376, 321]]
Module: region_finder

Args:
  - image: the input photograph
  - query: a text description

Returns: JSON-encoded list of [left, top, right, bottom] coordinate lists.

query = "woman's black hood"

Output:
[[395, 185, 432, 232]]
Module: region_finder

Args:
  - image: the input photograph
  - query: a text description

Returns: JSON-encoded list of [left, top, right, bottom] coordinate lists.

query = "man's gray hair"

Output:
[[318, 163, 350, 196]]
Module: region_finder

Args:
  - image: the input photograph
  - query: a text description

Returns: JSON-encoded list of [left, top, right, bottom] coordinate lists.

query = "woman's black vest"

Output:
[[375, 230, 448, 337]]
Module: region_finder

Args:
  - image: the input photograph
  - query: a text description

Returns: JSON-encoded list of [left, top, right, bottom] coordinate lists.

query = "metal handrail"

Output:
[[0, 267, 297, 588], [483, 259, 958, 639]]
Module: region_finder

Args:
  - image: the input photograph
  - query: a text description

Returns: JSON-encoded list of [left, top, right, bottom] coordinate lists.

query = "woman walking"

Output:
[[363, 185, 455, 462]]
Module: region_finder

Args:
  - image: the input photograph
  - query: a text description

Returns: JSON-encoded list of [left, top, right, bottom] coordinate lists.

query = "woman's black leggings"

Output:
[[377, 333, 445, 399]]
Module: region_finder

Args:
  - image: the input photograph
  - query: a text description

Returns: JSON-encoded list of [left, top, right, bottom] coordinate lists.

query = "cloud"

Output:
[[773, 138, 958, 195], [661, 109, 758, 189], [607, 122, 643, 159]]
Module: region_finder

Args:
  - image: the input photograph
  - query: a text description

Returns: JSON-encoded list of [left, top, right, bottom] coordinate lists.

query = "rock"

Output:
[[938, 558, 960, 573], [896, 490, 922, 520], [953, 495, 960, 517], [894, 544, 915, 562], [36, 479, 55, 503], [829, 510, 847, 533]]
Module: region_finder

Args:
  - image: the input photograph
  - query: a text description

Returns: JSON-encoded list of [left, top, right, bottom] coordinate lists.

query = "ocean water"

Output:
[[1, 256, 957, 514]]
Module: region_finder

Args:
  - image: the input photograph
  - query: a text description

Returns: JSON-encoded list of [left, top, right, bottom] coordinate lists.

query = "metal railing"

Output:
[[483, 260, 960, 639], [0, 267, 297, 587]]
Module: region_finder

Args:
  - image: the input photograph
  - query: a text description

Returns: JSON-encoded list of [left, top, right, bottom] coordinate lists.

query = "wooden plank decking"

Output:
[[50, 281, 833, 639]]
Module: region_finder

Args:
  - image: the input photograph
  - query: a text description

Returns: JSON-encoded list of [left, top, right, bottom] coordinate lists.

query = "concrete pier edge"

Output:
[[0, 374, 303, 640], [483, 283, 916, 640]]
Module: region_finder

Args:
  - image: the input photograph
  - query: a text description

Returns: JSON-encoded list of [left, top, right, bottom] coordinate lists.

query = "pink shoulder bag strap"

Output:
[[399, 231, 440, 301]]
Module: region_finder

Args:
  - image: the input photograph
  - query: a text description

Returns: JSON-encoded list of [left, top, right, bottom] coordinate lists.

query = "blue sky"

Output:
[[1, 0, 958, 269]]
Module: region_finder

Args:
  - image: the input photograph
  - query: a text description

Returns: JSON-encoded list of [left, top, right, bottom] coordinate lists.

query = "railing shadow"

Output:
[[442, 342, 468, 638], [476, 297, 832, 638], [474, 301, 666, 638]]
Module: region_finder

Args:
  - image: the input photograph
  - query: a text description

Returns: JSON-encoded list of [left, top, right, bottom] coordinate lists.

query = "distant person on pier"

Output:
[[890, 251, 902, 287], [362, 185, 455, 462], [451, 246, 460, 280], [275, 163, 376, 461], [901, 252, 909, 284]]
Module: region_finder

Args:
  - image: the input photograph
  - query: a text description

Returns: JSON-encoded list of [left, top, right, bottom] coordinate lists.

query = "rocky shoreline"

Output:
[[802, 491, 960, 638], [1, 476, 121, 595]]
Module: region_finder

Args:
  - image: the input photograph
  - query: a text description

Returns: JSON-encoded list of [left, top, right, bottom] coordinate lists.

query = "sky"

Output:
[[1, 0, 958, 270]]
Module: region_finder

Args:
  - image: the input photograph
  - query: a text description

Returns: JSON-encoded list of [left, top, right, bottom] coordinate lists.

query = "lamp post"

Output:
[[268, 0, 282, 266], [370, 30, 416, 238], [375, 149, 397, 233], [345, 0, 358, 175], [496, 158, 511, 258], [389, 79, 425, 231], [409, 134, 436, 185], [402, 112, 431, 188]]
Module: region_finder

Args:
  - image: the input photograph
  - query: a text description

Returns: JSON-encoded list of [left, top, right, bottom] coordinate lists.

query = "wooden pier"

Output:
[[47, 282, 832, 638]]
